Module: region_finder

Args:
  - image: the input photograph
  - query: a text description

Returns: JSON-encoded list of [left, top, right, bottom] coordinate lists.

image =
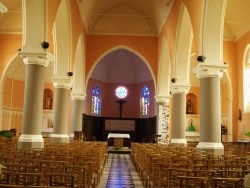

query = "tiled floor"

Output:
[[97, 154, 144, 188]]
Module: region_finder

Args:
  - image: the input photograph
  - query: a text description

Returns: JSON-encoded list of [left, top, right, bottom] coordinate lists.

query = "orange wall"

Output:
[[3, 78, 25, 109], [0, 35, 22, 76], [86, 78, 155, 118]]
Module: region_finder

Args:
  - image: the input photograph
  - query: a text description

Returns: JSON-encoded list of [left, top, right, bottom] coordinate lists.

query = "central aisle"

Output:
[[98, 154, 144, 188]]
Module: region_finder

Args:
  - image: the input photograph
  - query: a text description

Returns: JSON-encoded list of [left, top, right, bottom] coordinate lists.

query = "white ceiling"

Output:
[[0, 0, 250, 85]]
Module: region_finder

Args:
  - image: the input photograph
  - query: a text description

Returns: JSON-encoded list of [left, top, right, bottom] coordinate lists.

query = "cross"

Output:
[[116, 99, 126, 118]]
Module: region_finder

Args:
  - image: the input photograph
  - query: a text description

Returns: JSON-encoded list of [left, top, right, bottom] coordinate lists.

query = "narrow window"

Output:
[[141, 85, 150, 116], [91, 84, 101, 115]]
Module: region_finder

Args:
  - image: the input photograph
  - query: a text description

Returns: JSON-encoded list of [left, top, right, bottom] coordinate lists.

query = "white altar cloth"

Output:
[[108, 133, 130, 139]]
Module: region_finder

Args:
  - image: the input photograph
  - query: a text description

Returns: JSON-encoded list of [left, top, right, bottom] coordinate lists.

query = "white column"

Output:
[[170, 85, 190, 145], [50, 79, 71, 143], [194, 64, 227, 155], [17, 52, 52, 150], [69, 93, 86, 140]]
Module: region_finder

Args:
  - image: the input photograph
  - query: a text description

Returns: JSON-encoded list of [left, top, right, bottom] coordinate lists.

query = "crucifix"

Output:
[[116, 99, 126, 118]]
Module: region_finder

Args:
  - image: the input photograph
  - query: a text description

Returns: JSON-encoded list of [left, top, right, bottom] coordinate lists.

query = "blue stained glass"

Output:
[[91, 84, 101, 115], [141, 85, 150, 116]]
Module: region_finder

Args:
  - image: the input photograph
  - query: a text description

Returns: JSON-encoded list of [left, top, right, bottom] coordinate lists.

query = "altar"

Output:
[[108, 133, 130, 148]]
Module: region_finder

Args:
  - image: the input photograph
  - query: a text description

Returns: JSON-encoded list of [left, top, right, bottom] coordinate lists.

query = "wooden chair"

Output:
[[178, 176, 208, 188], [211, 177, 242, 188], [45, 173, 76, 187]]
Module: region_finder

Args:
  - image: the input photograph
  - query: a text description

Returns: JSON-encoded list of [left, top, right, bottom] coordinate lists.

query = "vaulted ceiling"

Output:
[[0, 0, 250, 85]]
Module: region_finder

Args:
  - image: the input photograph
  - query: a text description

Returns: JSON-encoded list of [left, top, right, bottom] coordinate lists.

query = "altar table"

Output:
[[108, 133, 130, 148]]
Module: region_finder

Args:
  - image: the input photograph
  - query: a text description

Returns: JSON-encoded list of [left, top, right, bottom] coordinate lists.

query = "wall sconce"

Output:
[[197, 55, 205, 62], [171, 78, 177, 83], [67, 72, 73, 77], [41, 41, 49, 49]]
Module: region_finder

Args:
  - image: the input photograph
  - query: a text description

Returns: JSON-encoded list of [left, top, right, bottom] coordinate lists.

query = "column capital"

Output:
[[18, 51, 54, 68], [155, 95, 170, 103], [71, 93, 86, 100], [170, 84, 190, 95], [52, 78, 72, 89], [193, 63, 228, 79]]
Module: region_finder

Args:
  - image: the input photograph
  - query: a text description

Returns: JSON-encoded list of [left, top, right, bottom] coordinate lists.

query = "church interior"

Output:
[[1, 0, 250, 187]]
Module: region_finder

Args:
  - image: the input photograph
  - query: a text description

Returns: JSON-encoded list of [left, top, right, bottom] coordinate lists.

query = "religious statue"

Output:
[[186, 99, 193, 114], [45, 95, 52, 109]]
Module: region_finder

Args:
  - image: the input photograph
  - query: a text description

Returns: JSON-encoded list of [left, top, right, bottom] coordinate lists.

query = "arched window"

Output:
[[141, 85, 150, 116], [91, 84, 101, 115], [244, 48, 250, 113]]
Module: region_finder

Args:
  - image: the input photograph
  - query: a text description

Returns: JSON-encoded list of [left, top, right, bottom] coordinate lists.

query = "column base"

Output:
[[196, 142, 224, 156], [170, 138, 187, 146], [17, 134, 44, 150], [50, 134, 70, 143], [69, 133, 74, 141]]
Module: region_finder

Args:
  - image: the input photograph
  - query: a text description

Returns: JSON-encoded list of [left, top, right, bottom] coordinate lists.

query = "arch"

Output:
[[222, 70, 233, 142], [186, 93, 197, 114], [243, 45, 250, 113], [0, 54, 21, 130], [53, 0, 72, 78], [200, 0, 227, 64], [86, 45, 156, 93], [72, 33, 86, 95], [173, 3, 193, 85], [43, 89, 53, 110], [156, 36, 171, 98]]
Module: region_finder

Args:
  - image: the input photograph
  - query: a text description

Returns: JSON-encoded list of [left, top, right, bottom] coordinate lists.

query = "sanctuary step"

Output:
[[108, 146, 131, 154]]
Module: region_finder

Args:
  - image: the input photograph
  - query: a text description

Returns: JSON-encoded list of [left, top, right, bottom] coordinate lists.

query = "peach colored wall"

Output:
[[3, 77, 12, 107], [86, 78, 155, 118], [3, 78, 24, 109], [86, 35, 158, 78], [0, 35, 22, 76]]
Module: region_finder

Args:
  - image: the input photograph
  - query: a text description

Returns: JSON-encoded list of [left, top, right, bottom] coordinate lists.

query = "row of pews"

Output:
[[0, 137, 108, 188], [130, 142, 250, 188]]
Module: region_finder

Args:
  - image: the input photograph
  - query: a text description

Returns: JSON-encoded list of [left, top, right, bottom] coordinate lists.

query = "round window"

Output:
[[115, 86, 128, 99]]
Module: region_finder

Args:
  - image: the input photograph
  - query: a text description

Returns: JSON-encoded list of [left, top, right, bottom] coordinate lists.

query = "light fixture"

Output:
[[67, 72, 73, 77], [171, 78, 177, 83], [197, 55, 205, 62], [41, 41, 49, 49]]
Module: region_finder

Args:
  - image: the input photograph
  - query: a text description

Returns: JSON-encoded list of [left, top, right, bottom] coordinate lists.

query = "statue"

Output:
[[186, 99, 193, 114], [45, 95, 52, 109]]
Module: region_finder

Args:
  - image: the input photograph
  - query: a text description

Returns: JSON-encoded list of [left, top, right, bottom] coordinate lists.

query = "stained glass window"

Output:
[[141, 85, 150, 116], [115, 86, 128, 99], [91, 84, 101, 115]]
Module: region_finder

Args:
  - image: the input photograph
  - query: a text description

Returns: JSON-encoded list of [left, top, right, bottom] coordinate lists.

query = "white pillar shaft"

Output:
[[22, 64, 45, 134], [53, 88, 69, 134], [71, 99, 83, 133], [172, 93, 187, 140], [200, 77, 221, 142]]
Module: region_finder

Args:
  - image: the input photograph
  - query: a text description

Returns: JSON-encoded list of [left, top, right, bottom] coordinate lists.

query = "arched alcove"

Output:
[[43, 89, 53, 110], [186, 93, 197, 114]]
